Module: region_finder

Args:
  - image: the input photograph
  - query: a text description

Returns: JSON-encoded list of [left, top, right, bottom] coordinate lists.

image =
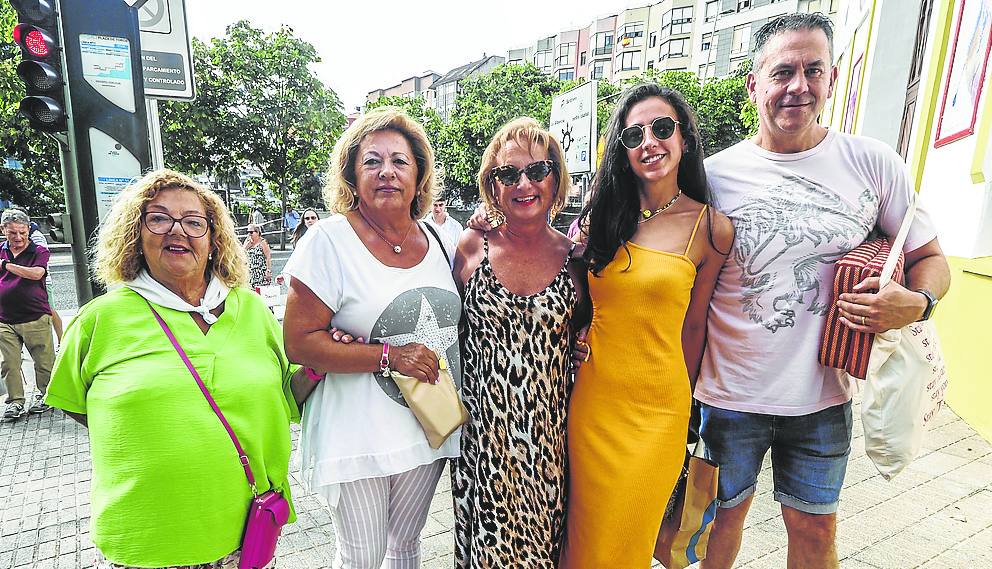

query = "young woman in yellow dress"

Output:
[[561, 83, 734, 568]]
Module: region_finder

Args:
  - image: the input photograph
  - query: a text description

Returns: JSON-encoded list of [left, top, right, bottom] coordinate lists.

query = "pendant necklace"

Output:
[[359, 208, 414, 254], [638, 188, 682, 224]]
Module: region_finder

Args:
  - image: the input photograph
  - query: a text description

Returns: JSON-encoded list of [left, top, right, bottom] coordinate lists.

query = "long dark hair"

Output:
[[291, 208, 318, 245], [582, 84, 713, 275]]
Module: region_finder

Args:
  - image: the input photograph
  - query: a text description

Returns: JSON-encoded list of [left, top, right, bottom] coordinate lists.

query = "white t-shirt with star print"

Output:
[[284, 214, 462, 506]]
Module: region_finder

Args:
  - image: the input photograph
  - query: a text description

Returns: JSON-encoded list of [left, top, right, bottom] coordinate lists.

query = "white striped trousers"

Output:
[[331, 459, 446, 569]]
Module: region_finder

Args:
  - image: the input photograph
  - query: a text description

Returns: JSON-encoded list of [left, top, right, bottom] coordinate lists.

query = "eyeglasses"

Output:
[[142, 212, 212, 238], [618, 116, 681, 149], [303, 216, 318, 221], [489, 160, 557, 186], [248, 229, 259, 234]]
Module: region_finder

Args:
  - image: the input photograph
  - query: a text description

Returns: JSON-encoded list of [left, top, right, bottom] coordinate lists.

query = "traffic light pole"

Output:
[[55, 139, 97, 304]]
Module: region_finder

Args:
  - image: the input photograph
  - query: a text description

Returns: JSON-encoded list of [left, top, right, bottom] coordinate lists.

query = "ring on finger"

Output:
[[861, 315, 867, 326]]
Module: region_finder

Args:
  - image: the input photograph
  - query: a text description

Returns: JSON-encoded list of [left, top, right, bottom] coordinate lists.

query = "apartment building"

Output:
[[364, 71, 440, 109], [431, 54, 505, 121], [509, 0, 839, 85]]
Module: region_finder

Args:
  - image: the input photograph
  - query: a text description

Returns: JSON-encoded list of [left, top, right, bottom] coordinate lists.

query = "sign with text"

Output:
[[138, 0, 194, 100], [550, 80, 597, 175]]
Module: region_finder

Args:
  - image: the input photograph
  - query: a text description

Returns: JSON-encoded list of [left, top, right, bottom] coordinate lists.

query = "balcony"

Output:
[[592, 46, 613, 56]]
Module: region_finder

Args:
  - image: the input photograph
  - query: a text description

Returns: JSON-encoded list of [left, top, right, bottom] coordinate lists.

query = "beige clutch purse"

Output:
[[390, 357, 469, 449]]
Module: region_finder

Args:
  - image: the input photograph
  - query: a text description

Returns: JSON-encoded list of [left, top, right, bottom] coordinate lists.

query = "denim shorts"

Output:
[[698, 401, 853, 515]]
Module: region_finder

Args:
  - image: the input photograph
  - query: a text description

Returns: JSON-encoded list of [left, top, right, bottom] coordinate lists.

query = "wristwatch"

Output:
[[916, 289, 938, 321]]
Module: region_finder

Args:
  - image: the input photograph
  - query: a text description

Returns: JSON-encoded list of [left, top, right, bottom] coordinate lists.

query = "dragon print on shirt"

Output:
[[727, 174, 878, 333]]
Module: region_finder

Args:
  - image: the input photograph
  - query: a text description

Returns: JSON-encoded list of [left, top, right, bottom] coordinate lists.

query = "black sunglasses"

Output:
[[619, 116, 681, 149], [489, 160, 557, 186]]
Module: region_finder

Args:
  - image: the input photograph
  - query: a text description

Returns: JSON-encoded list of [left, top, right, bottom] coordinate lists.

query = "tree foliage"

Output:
[[0, 2, 63, 214], [159, 21, 346, 212]]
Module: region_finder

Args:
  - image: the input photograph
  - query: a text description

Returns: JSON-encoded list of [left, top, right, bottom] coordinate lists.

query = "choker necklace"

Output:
[[358, 209, 414, 254], [638, 188, 682, 224]]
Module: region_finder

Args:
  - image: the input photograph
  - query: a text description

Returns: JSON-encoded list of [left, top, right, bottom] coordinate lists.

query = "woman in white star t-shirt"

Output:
[[283, 108, 461, 569]]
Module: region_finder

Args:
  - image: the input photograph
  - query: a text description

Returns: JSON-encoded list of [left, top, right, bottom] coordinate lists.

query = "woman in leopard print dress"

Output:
[[452, 118, 589, 568]]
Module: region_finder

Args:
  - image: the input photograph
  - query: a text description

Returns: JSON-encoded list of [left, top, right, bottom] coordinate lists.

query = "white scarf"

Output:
[[125, 269, 230, 324]]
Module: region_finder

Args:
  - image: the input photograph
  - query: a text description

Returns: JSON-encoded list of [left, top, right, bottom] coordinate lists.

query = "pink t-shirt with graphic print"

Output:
[[695, 130, 937, 416]]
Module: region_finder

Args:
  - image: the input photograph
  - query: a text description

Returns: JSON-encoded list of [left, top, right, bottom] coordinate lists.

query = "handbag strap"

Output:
[[879, 194, 918, 288], [147, 302, 259, 495], [422, 221, 451, 267]]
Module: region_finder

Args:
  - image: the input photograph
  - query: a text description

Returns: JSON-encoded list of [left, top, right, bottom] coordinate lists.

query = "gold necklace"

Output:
[[359, 209, 414, 254], [638, 188, 682, 224]]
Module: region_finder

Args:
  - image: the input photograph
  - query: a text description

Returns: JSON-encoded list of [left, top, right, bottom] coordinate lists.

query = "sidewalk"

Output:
[[2, 351, 990, 568]]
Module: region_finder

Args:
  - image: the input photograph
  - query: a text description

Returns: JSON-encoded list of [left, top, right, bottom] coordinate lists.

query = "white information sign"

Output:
[[139, 0, 195, 100], [90, 128, 141, 221], [550, 80, 597, 175], [80, 34, 136, 113]]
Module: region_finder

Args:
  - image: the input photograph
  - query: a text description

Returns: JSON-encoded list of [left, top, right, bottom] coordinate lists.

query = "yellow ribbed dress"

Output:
[[561, 207, 706, 569]]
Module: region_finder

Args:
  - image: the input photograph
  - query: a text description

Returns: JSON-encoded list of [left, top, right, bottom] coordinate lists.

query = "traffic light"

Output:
[[46, 212, 72, 244], [10, 0, 67, 133]]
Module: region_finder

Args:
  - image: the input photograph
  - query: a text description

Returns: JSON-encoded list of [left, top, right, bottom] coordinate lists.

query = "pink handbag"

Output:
[[150, 304, 288, 569]]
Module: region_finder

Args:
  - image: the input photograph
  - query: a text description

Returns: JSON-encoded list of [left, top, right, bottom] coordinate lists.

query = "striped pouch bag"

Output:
[[819, 238, 905, 379]]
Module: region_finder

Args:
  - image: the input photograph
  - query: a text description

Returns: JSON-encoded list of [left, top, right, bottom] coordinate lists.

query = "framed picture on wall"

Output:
[[935, 0, 992, 147], [843, 54, 864, 133]]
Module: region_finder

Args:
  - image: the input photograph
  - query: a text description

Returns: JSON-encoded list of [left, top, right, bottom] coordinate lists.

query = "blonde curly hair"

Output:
[[477, 117, 571, 221], [324, 106, 436, 219], [93, 169, 248, 287]]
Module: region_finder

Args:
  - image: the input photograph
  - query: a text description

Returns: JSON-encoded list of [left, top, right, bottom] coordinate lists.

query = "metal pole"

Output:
[[146, 98, 165, 170], [56, 142, 96, 305]]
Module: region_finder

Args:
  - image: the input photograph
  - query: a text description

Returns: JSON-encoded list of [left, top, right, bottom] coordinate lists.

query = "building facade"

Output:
[[365, 71, 440, 109], [429, 54, 505, 121], [823, 0, 992, 442], [507, 0, 839, 85]]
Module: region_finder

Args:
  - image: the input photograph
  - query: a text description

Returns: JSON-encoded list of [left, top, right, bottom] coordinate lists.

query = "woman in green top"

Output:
[[46, 169, 311, 569]]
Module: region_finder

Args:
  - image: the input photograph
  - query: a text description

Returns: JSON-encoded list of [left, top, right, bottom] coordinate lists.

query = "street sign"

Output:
[[138, 0, 194, 100], [550, 80, 597, 175]]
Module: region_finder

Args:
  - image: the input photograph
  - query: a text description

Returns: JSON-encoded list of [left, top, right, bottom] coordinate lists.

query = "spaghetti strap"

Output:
[[483, 232, 490, 258], [684, 205, 708, 256]]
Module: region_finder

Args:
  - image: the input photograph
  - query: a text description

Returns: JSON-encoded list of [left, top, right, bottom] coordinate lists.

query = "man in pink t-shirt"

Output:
[[695, 14, 951, 569]]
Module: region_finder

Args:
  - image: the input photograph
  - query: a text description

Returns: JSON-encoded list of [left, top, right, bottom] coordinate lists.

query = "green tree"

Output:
[[159, 22, 346, 245], [0, 2, 63, 214], [440, 63, 563, 203]]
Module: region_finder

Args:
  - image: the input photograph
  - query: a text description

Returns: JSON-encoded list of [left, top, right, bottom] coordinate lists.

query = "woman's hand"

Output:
[[572, 326, 590, 371], [330, 327, 365, 344], [466, 204, 501, 232], [389, 343, 440, 384]]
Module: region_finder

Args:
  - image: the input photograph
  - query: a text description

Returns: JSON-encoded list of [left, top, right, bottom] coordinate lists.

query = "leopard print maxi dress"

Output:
[[453, 236, 576, 568]]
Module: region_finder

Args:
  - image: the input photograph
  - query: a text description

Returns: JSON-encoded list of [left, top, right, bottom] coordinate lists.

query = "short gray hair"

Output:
[[1, 208, 30, 227], [752, 12, 834, 71]]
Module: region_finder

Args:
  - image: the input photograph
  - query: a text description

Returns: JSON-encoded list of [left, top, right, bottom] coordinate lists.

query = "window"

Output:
[[649, 32, 657, 48], [798, 0, 822, 11], [731, 24, 751, 54], [698, 62, 716, 79], [555, 42, 576, 67], [580, 51, 587, 65], [534, 50, 552, 72], [558, 69, 575, 81], [508, 58, 524, 66], [537, 37, 554, 51], [615, 50, 641, 72], [618, 23, 645, 49], [591, 60, 606, 79], [705, 1, 718, 22], [701, 32, 714, 51], [662, 6, 693, 36], [737, 0, 751, 10], [661, 38, 688, 59], [647, 60, 655, 70], [593, 32, 614, 56]]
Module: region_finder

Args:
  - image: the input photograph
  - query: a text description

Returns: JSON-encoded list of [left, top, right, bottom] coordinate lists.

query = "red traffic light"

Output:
[[13, 24, 56, 58]]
